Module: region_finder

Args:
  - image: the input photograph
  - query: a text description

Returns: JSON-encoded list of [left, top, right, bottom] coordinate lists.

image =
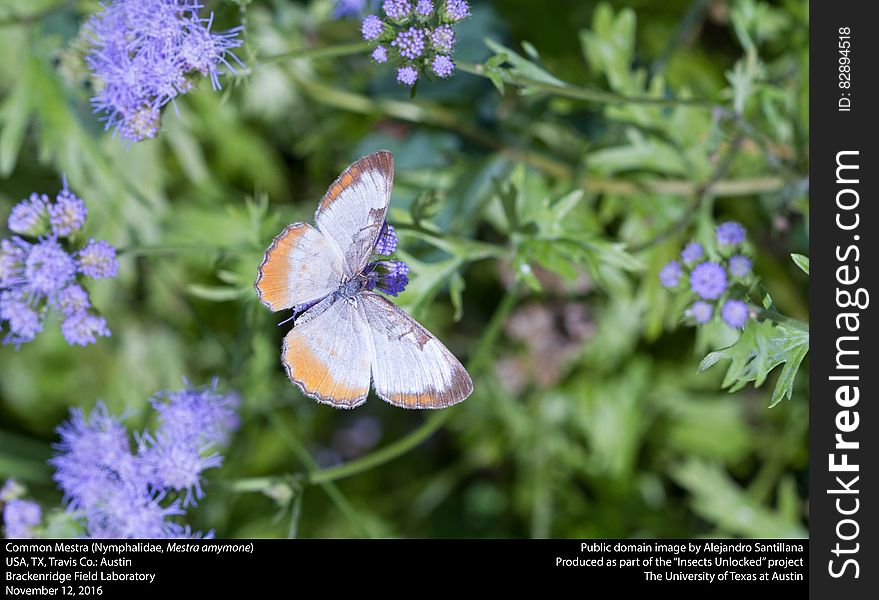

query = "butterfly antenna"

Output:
[[277, 313, 297, 327]]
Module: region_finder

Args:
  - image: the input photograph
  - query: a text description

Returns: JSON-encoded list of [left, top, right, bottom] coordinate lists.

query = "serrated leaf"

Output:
[[791, 253, 809, 275], [485, 39, 568, 87], [699, 319, 809, 406]]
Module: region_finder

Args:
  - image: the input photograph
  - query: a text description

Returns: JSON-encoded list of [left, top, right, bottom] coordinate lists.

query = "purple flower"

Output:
[[690, 261, 728, 300], [24, 238, 77, 297], [396, 65, 419, 86], [138, 432, 223, 507], [151, 381, 241, 447], [0, 290, 43, 345], [680, 241, 703, 264], [689, 301, 713, 324], [443, 0, 470, 21], [415, 0, 434, 16], [51, 383, 239, 538], [1, 181, 117, 348], [0, 479, 25, 501], [374, 223, 398, 255], [361, 14, 384, 40], [51, 402, 134, 511], [8, 194, 49, 236], [728, 255, 752, 278], [49, 184, 87, 237], [86, 0, 244, 142], [430, 24, 455, 52], [392, 27, 426, 59], [431, 54, 455, 78], [58, 284, 91, 317], [78, 239, 119, 279], [61, 311, 111, 346], [659, 261, 683, 288], [383, 0, 413, 20], [367, 260, 410, 296], [333, 0, 367, 19], [0, 239, 26, 288], [178, 16, 245, 91], [715, 221, 746, 247], [721, 299, 749, 329], [371, 45, 389, 63], [3, 500, 41, 538]]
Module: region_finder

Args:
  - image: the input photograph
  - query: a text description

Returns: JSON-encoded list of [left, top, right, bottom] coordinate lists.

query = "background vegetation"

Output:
[[0, 0, 808, 538]]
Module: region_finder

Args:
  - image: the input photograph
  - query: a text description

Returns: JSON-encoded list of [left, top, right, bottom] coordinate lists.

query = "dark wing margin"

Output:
[[359, 292, 473, 409], [313, 151, 394, 278]]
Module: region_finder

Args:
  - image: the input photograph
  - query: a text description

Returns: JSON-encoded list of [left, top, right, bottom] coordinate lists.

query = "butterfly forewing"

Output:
[[314, 151, 394, 278], [282, 298, 374, 408], [359, 292, 473, 409], [255, 223, 345, 312]]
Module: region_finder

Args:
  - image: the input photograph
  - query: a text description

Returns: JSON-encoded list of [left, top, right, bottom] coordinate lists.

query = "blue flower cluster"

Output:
[[659, 221, 753, 329], [49, 381, 239, 538], [0, 182, 117, 348], [361, 0, 470, 87], [85, 0, 244, 142], [365, 222, 409, 296], [2, 480, 42, 538]]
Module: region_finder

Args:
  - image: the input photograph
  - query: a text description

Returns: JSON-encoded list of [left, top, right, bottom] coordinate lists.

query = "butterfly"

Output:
[[255, 151, 473, 409]]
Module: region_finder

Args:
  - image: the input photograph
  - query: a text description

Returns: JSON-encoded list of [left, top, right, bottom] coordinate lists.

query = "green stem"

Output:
[[309, 283, 521, 485], [266, 411, 378, 538], [287, 492, 304, 539], [285, 70, 785, 197], [457, 61, 716, 108], [258, 41, 371, 65]]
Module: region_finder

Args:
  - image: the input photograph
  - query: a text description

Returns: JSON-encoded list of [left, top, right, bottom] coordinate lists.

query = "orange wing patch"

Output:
[[319, 167, 361, 211], [255, 223, 309, 310], [281, 299, 373, 409], [255, 222, 343, 312]]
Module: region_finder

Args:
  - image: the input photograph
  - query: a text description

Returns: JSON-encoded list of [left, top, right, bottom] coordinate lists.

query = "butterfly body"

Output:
[[256, 151, 473, 409]]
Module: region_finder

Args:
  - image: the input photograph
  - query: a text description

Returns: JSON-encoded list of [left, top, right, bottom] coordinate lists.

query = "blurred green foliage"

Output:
[[0, 0, 808, 538]]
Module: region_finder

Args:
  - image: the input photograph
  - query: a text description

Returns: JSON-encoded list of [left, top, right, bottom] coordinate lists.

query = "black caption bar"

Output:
[[809, 1, 877, 598], [1, 539, 806, 595]]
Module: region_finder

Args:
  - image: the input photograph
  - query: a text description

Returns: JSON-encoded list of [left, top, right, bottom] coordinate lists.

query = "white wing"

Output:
[[255, 223, 344, 311], [359, 292, 473, 409], [282, 297, 374, 408], [314, 151, 393, 278]]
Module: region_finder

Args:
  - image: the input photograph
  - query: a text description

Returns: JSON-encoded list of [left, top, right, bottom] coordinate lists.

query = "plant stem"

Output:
[[258, 41, 371, 65], [629, 132, 746, 253], [309, 284, 521, 485], [286, 71, 785, 197], [457, 61, 716, 108], [266, 411, 378, 538]]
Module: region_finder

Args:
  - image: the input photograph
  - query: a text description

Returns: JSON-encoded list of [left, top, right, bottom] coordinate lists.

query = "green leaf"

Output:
[[485, 39, 568, 87], [448, 271, 465, 322], [699, 319, 808, 406], [790, 253, 809, 275], [671, 460, 806, 537], [0, 68, 31, 176]]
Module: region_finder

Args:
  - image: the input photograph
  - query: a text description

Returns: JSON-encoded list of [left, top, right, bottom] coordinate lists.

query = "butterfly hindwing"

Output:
[[314, 151, 394, 278], [359, 292, 473, 409], [282, 297, 374, 409], [255, 222, 344, 312]]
